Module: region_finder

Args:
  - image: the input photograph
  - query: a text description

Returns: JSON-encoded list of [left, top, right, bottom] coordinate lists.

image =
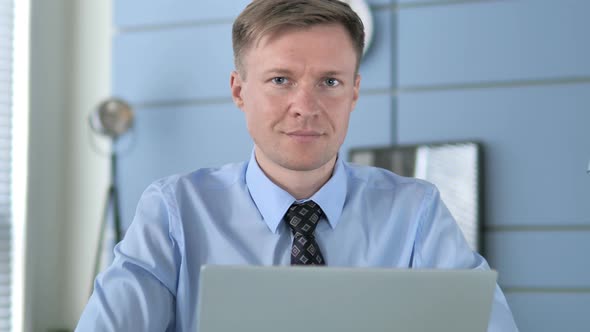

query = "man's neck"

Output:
[[254, 151, 336, 200]]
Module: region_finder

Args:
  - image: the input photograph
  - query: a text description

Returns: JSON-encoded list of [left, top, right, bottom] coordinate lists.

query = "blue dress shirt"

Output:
[[76, 153, 518, 331]]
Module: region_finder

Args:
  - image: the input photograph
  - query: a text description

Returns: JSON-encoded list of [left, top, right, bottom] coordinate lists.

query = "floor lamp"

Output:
[[88, 98, 134, 294]]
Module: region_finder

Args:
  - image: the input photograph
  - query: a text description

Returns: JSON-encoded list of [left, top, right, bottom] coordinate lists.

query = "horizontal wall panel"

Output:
[[113, 24, 234, 104], [357, 9, 393, 92], [114, 1, 250, 28], [117, 94, 390, 229], [485, 231, 590, 288], [397, 84, 590, 226], [342, 93, 392, 159], [114, 0, 391, 28], [113, 9, 391, 105], [505, 292, 590, 332], [116, 102, 253, 228], [398, 0, 590, 86]]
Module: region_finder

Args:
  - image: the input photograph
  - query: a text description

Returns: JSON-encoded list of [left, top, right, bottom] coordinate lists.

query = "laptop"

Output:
[[196, 265, 497, 332]]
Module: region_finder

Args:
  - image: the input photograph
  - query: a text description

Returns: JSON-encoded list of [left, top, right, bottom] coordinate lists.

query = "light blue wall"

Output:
[[112, 1, 590, 331]]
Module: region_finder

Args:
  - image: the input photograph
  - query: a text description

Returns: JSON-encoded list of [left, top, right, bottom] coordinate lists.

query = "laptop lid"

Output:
[[196, 265, 497, 332]]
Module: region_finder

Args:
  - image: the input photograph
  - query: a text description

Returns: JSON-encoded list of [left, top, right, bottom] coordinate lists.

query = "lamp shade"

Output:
[[89, 98, 134, 139]]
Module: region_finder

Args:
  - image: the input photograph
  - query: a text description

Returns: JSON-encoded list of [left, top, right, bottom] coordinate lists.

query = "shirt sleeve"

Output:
[[413, 185, 519, 332], [75, 183, 180, 331]]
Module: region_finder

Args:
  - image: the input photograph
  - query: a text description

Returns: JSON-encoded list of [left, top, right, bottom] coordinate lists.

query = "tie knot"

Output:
[[285, 200, 323, 237]]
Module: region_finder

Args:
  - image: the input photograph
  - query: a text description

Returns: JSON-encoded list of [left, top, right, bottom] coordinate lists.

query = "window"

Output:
[[1, 0, 28, 331]]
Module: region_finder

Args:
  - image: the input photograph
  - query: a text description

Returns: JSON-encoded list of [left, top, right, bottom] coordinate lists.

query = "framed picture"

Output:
[[349, 141, 484, 254]]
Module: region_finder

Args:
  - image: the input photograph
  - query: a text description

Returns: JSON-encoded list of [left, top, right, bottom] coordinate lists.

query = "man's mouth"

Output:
[[285, 130, 323, 142]]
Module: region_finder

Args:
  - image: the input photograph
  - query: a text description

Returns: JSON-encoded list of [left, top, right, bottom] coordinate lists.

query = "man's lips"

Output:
[[285, 130, 322, 136], [284, 130, 324, 142]]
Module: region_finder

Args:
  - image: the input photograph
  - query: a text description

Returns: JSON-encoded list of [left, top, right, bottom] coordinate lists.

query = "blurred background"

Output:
[[2, 0, 589, 331]]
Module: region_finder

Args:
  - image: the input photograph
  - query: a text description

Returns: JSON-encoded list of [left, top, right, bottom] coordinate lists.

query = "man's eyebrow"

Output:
[[322, 71, 347, 77]]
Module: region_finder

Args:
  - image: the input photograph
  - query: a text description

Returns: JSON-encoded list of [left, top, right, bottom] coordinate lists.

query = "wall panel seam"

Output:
[[394, 76, 590, 95], [484, 225, 590, 232], [503, 287, 590, 294], [115, 18, 234, 35], [133, 97, 234, 110]]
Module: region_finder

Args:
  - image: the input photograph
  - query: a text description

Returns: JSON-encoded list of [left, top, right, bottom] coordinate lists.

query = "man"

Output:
[[77, 0, 518, 331]]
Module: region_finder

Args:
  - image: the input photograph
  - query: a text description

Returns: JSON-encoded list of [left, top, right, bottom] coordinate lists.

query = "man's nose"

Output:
[[290, 86, 320, 117]]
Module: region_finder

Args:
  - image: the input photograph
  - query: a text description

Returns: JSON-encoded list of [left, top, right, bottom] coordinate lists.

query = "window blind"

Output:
[[0, 0, 14, 331]]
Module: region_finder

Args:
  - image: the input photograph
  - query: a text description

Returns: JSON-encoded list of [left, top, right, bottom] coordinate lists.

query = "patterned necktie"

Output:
[[284, 200, 325, 265]]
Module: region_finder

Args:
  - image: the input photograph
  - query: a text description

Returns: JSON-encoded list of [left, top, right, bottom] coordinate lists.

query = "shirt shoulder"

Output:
[[149, 161, 248, 195], [344, 162, 437, 198]]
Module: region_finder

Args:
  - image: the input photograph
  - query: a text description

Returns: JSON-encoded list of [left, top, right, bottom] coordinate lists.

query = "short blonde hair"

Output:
[[232, 0, 365, 76]]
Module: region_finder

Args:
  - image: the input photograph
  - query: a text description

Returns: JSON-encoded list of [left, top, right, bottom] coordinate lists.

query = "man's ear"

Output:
[[351, 74, 361, 110], [230, 71, 245, 109]]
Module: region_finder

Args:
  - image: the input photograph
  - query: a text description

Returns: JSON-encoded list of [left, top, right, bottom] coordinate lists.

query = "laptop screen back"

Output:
[[196, 265, 497, 332]]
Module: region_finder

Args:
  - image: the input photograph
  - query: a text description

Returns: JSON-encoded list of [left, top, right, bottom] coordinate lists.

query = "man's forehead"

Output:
[[239, 23, 359, 77], [254, 23, 350, 49]]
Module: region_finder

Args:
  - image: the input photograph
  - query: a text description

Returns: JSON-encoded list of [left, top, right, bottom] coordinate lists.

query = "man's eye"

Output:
[[324, 78, 340, 87], [271, 77, 289, 85]]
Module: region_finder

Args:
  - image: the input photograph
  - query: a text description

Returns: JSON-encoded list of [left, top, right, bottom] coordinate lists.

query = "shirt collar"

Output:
[[245, 151, 347, 233]]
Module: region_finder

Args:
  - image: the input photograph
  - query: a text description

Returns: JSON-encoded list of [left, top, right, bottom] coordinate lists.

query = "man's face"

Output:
[[231, 24, 360, 174]]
